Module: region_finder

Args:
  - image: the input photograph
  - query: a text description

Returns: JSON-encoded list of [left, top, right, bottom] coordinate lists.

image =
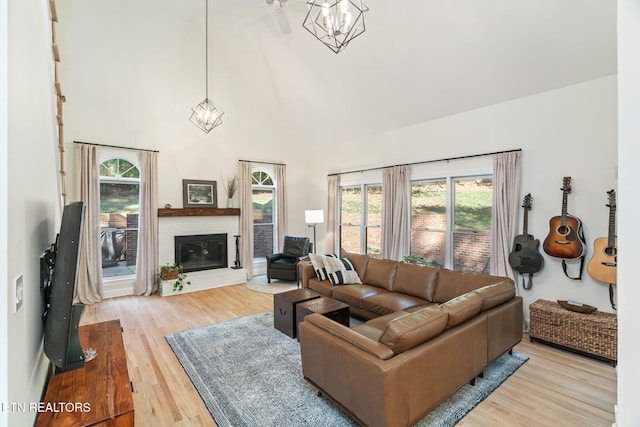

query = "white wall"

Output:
[[5, 0, 63, 426], [56, 0, 311, 249], [307, 76, 618, 321], [1, 0, 9, 424], [616, 1, 640, 425]]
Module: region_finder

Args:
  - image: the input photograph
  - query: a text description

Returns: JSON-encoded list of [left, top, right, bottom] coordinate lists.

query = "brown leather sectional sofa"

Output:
[[298, 252, 523, 427]]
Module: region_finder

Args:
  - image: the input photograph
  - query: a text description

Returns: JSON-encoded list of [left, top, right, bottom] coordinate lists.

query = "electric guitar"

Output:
[[587, 190, 617, 284], [509, 194, 544, 275], [543, 177, 586, 259]]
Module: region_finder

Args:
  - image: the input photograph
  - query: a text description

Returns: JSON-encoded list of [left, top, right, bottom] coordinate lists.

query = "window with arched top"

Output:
[[252, 171, 273, 186], [100, 158, 140, 179], [252, 170, 276, 257], [99, 158, 140, 277]]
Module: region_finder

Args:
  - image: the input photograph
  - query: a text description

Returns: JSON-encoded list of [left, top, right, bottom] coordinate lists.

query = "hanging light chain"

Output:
[[205, 0, 208, 98]]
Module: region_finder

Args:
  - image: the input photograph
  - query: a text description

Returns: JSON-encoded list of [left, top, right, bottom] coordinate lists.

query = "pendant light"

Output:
[[302, 0, 369, 53], [190, 0, 224, 133]]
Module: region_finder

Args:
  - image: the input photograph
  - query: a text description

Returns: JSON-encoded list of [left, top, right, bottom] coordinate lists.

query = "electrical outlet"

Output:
[[14, 275, 23, 313]]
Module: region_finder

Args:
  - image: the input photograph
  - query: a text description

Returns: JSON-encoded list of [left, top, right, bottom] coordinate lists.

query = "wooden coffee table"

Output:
[[295, 296, 350, 340], [273, 288, 321, 338]]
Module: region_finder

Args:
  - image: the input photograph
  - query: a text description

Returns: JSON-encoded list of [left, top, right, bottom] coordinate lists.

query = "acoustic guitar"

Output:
[[543, 177, 586, 259], [509, 194, 544, 275], [587, 190, 617, 284]]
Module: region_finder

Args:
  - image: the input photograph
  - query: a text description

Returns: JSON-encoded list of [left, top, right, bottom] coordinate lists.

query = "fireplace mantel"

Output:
[[158, 208, 240, 217]]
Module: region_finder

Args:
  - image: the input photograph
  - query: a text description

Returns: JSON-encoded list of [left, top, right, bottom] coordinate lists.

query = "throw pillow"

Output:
[[323, 256, 362, 285], [308, 253, 337, 281]]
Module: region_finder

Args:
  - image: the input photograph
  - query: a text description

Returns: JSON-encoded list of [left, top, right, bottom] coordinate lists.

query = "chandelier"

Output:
[[190, 0, 224, 133], [302, 0, 369, 53]]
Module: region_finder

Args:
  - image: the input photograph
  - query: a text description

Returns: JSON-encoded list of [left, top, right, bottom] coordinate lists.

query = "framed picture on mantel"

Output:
[[182, 179, 217, 208]]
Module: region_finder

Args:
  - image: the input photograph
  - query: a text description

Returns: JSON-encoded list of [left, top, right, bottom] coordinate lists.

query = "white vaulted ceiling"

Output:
[[205, 0, 617, 143], [58, 0, 617, 146]]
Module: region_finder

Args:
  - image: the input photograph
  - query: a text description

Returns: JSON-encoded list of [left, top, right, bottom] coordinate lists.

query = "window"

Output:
[[366, 185, 382, 257], [453, 177, 492, 273], [99, 158, 140, 278], [410, 176, 492, 273], [340, 186, 361, 253], [252, 170, 275, 257], [339, 184, 381, 257], [410, 180, 446, 267]]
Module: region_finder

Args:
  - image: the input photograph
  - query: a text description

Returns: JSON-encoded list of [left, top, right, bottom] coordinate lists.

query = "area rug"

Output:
[[245, 274, 298, 294], [166, 312, 528, 427]]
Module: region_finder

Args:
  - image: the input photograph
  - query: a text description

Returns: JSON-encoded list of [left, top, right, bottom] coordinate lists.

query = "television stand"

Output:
[[37, 320, 134, 426]]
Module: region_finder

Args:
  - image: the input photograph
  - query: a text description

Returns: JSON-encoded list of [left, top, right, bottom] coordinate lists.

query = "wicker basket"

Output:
[[160, 267, 180, 280], [529, 299, 617, 364]]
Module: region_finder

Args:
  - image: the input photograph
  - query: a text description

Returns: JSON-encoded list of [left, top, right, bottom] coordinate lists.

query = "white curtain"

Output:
[[275, 164, 287, 251], [381, 165, 410, 260], [490, 151, 521, 280], [239, 161, 254, 279], [74, 144, 103, 304], [326, 175, 339, 254], [134, 150, 158, 296]]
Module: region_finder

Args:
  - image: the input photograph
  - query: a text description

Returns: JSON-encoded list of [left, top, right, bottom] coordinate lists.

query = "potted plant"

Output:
[[402, 255, 441, 268], [159, 263, 191, 292], [224, 176, 238, 208]]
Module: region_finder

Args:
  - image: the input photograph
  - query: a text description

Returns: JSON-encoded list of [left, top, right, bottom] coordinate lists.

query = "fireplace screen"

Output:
[[175, 234, 228, 273]]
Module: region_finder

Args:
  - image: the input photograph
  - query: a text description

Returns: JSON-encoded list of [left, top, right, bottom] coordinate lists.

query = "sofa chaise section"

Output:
[[298, 252, 523, 426], [299, 304, 492, 427]]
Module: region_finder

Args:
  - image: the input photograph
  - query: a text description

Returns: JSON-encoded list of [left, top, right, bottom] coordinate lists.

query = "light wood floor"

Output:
[[80, 284, 616, 426]]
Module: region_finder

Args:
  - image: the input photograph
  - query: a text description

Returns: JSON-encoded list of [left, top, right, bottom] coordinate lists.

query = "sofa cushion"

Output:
[[379, 306, 448, 354], [362, 292, 429, 316], [405, 303, 436, 313], [303, 313, 395, 360], [342, 251, 370, 280], [392, 262, 440, 301], [307, 277, 333, 297], [475, 281, 516, 311], [433, 269, 511, 303], [439, 291, 484, 329], [332, 284, 388, 309], [323, 256, 362, 285], [363, 311, 409, 331], [362, 258, 398, 291]]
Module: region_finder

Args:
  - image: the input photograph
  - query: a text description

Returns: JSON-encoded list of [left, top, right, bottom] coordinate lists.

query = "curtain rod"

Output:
[[327, 148, 521, 176], [73, 141, 159, 153], [239, 159, 286, 166]]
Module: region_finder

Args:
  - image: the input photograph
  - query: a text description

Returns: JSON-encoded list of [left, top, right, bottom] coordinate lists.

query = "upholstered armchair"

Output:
[[266, 236, 312, 283]]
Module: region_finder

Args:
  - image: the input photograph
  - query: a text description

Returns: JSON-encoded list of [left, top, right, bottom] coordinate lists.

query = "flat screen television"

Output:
[[41, 201, 86, 373]]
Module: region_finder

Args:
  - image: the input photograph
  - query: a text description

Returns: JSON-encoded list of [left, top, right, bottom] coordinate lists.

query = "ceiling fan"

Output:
[[265, 0, 292, 34]]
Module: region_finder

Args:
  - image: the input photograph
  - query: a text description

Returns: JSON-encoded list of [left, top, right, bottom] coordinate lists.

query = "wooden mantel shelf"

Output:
[[158, 208, 240, 217]]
